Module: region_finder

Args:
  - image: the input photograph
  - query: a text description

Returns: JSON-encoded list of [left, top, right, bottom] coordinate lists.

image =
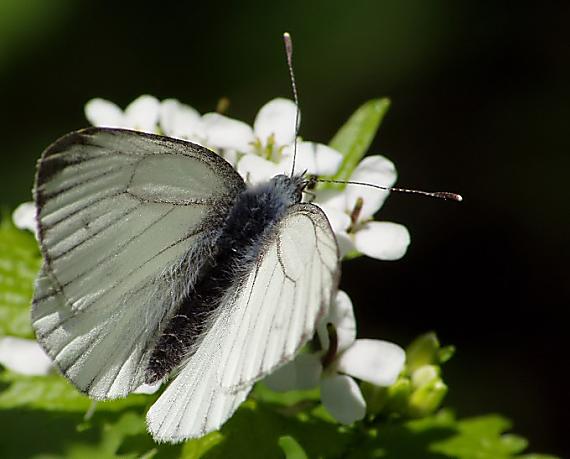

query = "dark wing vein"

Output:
[[41, 162, 133, 201], [50, 202, 143, 262]]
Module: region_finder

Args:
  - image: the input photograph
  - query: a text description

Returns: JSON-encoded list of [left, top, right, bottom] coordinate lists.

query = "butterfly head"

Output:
[[270, 173, 312, 205]]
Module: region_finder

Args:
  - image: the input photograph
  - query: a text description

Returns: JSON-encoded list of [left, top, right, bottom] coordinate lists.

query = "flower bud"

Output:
[[407, 378, 448, 417], [385, 377, 413, 413], [411, 364, 440, 388], [405, 332, 440, 372]]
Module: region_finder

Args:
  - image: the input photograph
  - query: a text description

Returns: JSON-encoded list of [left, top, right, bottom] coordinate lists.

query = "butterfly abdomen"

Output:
[[145, 174, 306, 384]]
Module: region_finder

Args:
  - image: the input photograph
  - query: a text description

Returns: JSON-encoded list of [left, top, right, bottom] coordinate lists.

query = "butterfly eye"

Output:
[[305, 175, 318, 191]]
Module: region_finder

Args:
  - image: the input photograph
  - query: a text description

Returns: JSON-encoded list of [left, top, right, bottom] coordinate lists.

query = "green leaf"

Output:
[[430, 413, 527, 458], [181, 431, 224, 459], [252, 382, 321, 406], [0, 371, 181, 459], [0, 370, 152, 413], [347, 410, 560, 459], [0, 218, 41, 338], [0, 369, 559, 459], [278, 435, 309, 459], [328, 98, 390, 187], [181, 399, 350, 458], [0, 378, 333, 459], [0, 370, 182, 458]]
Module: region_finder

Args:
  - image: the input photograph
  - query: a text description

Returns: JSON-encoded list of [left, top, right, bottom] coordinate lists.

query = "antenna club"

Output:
[[435, 192, 463, 202], [283, 32, 293, 58]]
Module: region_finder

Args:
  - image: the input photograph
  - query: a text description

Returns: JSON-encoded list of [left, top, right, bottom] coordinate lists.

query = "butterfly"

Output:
[[31, 127, 340, 442]]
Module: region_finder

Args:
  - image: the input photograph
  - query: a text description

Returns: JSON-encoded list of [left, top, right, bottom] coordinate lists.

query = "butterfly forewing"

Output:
[[32, 128, 245, 399], [147, 203, 339, 442]]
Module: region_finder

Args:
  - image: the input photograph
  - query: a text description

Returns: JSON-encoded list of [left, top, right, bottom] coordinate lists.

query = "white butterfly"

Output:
[[31, 127, 339, 442]]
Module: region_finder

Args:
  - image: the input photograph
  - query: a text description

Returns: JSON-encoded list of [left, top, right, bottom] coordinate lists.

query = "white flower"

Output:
[[264, 291, 405, 424], [158, 99, 252, 167], [0, 336, 52, 376], [315, 156, 410, 260], [159, 98, 205, 142], [12, 202, 37, 236], [254, 97, 298, 150], [231, 98, 342, 184], [85, 95, 161, 133], [159, 100, 250, 148], [202, 112, 256, 154]]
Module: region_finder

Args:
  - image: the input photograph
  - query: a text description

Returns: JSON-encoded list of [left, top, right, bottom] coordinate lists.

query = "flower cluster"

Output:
[[85, 95, 410, 261], [3, 95, 415, 426], [264, 291, 405, 424]]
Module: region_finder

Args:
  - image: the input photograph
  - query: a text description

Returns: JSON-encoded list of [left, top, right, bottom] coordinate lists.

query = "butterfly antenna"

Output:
[[316, 178, 463, 201], [283, 32, 300, 177]]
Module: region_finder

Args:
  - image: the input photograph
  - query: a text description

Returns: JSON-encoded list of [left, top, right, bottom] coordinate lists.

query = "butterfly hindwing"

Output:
[[147, 203, 339, 442], [32, 128, 245, 399], [216, 203, 340, 391]]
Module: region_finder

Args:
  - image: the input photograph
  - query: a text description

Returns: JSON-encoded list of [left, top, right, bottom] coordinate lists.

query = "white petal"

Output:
[[133, 381, 162, 395], [253, 98, 298, 148], [264, 353, 322, 392], [346, 155, 397, 219], [293, 353, 324, 389], [0, 337, 52, 376], [282, 142, 343, 176], [237, 153, 284, 184], [84, 98, 126, 127], [124, 95, 160, 132], [317, 204, 350, 235], [202, 113, 255, 152], [353, 221, 410, 261], [320, 374, 366, 424], [159, 98, 203, 141], [263, 360, 297, 392], [318, 290, 356, 354], [332, 291, 358, 353], [313, 188, 346, 212], [12, 202, 37, 235], [335, 339, 405, 387], [313, 201, 355, 258], [337, 232, 357, 259]]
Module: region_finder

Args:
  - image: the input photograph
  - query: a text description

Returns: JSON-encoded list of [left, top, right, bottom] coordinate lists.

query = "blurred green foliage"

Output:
[[0, 368, 559, 458], [0, 218, 39, 338], [0, 0, 73, 67], [329, 98, 391, 187]]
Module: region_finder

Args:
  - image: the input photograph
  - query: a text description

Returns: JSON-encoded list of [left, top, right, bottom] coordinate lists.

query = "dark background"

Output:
[[1, 1, 568, 456]]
